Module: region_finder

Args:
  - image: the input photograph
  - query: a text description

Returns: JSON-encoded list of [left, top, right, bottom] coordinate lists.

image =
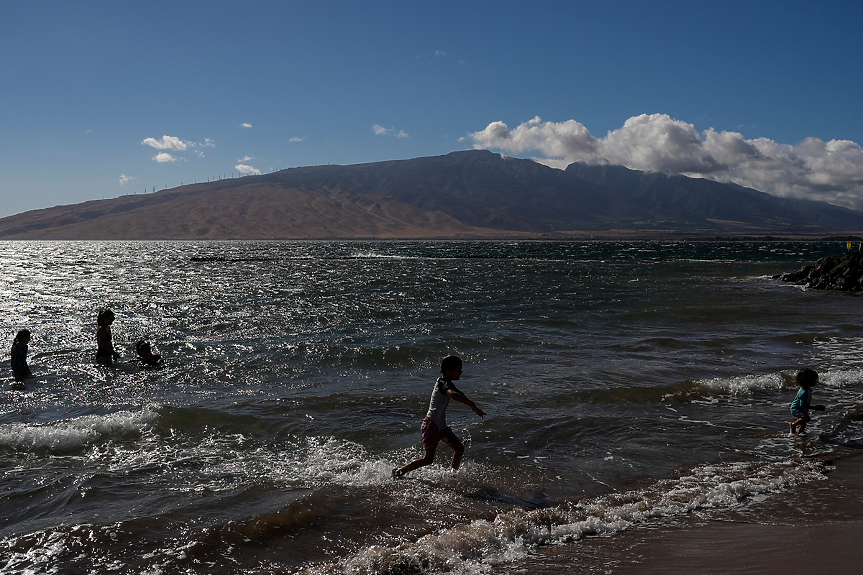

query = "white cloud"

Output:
[[372, 124, 409, 138], [119, 174, 137, 186], [289, 137, 304, 142], [241, 123, 252, 128], [239, 155, 254, 162], [142, 135, 212, 162], [236, 163, 261, 175], [531, 157, 572, 170], [465, 114, 863, 211], [153, 152, 180, 163], [142, 135, 188, 151], [435, 49, 446, 57]]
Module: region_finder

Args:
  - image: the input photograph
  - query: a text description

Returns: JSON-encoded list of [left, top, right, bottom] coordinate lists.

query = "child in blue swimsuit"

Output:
[[790, 368, 825, 435]]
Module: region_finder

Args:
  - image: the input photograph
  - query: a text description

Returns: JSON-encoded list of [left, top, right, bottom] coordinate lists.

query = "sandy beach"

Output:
[[501, 450, 863, 575]]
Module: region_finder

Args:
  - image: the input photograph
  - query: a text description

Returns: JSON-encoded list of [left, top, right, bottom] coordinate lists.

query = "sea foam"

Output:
[[698, 372, 787, 395], [0, 408, 158, 453]]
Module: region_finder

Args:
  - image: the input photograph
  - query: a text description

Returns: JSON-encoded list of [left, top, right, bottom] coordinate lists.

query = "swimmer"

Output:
[[135, 340, 163, 367]]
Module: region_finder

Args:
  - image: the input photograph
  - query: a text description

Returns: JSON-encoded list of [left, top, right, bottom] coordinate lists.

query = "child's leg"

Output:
[[441, 430, 465, 471], [790, 415, 810, 435], [450, 440, 465, 471], [393, 448, 436, 478]]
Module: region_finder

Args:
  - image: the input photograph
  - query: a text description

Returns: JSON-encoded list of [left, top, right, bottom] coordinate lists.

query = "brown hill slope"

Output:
[[0, 182, 499, 240]]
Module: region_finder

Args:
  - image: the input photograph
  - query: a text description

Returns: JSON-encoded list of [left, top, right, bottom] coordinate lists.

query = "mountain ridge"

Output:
[[565, 161, 863, 228], [1, 150, 862, 239]]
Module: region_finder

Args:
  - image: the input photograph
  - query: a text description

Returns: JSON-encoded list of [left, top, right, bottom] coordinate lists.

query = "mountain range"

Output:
[[2, 149, 862, 239]]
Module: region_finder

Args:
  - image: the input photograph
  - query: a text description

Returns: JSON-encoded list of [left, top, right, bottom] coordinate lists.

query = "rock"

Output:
[[775, 252, 863, 292]]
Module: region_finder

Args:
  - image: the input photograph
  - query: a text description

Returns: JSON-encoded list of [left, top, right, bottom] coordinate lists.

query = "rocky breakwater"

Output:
[[776, 251, 863, 292]]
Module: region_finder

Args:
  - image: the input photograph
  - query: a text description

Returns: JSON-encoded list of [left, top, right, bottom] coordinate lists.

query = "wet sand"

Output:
[[613, 521, 863, 575], [502, 451, 863, 575]]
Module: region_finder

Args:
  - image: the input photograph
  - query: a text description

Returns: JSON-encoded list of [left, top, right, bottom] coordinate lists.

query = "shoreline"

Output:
[[500, 451, 863, 575]]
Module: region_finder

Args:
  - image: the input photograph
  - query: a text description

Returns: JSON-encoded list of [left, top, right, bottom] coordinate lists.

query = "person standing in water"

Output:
[[11, 329, 33, 382], [790, 367, 825, 435], [96, 309, 121, 365], [392, 355, 486, 478]]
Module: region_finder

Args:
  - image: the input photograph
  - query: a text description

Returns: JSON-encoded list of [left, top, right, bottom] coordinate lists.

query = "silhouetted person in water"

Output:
[[96, 309, 120, 365], [11, 329, 33, 382], [135, 340, 163, 367]]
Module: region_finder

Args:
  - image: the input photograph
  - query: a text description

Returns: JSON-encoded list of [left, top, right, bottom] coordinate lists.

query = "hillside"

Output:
[[566, 162, 863, 229], [1, 150, 862, 239]]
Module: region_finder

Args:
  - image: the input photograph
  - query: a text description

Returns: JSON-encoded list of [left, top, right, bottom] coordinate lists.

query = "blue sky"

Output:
[[2, 0, 863, 218]]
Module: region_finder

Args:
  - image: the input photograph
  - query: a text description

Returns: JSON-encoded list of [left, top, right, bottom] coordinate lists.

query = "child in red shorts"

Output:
[[392, 355, 486, 478]]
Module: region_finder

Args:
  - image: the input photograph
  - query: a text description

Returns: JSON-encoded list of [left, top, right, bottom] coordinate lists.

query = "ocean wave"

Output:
[[0, 408, 158, 453], [350, 252, 412, 260], [300, 458, 827, 575], [818, 368, 863, 388], [690, 368, 863, 399], [696, 373, 788, 395]]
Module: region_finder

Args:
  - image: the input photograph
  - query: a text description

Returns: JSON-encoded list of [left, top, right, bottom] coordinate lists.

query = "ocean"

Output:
[[1, 240, 862, 574]]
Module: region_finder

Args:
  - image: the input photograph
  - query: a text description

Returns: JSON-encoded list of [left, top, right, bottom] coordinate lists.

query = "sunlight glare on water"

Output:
[[1, 240, 861, 574]]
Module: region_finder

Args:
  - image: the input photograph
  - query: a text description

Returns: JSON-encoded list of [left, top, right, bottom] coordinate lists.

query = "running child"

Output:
[[392, 355, 486, 478], [790, 367, 825, 435]]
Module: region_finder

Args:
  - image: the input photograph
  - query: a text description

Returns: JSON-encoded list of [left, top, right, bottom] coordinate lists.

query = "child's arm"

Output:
[[448, 389, 486, 418]]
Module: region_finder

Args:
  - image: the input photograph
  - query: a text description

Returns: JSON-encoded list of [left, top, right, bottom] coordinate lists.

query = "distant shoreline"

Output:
[[1, 232, 861, 241]]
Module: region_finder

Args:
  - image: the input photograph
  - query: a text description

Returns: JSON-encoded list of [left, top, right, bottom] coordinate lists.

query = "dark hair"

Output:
[[136, 340, 150, 355], [796, 368, 818, 389], [13, 329, 30, 345], [97, 309, 115, 327], [440, 354, 462, 374]]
